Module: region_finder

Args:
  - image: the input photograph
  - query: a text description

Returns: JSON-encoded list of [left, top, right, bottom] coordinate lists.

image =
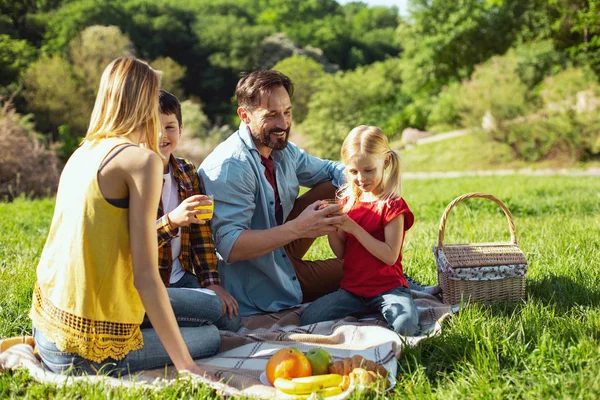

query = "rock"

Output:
[[401, 128, 433, 144]]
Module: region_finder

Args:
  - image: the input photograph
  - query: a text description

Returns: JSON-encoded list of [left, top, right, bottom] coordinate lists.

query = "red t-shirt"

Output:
[[340, 198, 414, 297]]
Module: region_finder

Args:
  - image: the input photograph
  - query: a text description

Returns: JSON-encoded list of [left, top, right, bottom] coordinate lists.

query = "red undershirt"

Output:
[[260, 155, 283, 225]]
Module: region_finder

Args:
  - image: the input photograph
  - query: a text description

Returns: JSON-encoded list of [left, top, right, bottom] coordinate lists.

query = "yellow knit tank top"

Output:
[[30, 138, 145, 363]]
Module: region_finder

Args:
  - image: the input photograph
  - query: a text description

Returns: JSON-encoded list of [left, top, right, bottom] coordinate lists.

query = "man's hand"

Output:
[[290, 200, 348, 239], [168, 195, 213, 228], [207, 284, 239, 320]]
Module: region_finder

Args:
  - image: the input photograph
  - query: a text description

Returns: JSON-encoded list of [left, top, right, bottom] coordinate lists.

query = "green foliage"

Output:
[[427, 81, 462, 130], [501, 66, 600, 161], [0, 35, 37, 87], [43, 0, 130, 53], [398, 0, 516, 94], [483, 66, 600, 162], [510, 40, 565, 90], [56, 124, 80, 163], [301, 59, 403, 160], [539, 66, 599, 107], [180, 99, 210, 138], [457, 54, 530, 133], [69, 25, 134, 91], [4, 0, 600, 165], [151, 56, 186, 99], [22, 54, 89, 138], [505, 110, 600, 162], [272, 55, 326, 123], [550, 0, 600, 74]]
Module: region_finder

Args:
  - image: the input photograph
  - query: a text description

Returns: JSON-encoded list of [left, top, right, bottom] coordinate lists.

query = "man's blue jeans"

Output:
[[34, 286, 230, 376], [168, 271, 241, 332], [300, 286, 419, 336]]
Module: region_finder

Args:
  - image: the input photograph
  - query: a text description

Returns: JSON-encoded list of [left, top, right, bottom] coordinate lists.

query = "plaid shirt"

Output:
[[156, 156, 220, 288]]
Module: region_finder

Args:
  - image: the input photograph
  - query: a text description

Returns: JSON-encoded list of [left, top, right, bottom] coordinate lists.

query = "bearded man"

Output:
[[199, 70, 347, 316]]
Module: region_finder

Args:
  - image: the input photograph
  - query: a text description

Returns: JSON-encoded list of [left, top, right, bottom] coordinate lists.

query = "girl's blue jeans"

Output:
[[300, 286, 419, 336], [34, 283, 239, 376]]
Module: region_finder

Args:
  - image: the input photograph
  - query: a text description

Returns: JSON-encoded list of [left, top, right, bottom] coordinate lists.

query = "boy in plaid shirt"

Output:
[[156, 90, 239, 324]]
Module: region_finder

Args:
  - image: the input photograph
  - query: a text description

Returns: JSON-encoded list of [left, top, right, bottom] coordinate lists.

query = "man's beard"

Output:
[[258, 126, 291, 150]]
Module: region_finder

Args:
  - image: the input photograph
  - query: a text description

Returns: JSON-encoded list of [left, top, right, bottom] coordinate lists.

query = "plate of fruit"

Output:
[[260, 347, 393, 398]]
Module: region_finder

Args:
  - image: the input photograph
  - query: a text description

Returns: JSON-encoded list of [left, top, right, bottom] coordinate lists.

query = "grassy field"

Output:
[[1, 175, 600, 398], [392, 132, 600, 173]]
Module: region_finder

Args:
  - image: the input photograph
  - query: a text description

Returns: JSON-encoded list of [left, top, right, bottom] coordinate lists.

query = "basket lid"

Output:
[[437, 243, 527, 268]]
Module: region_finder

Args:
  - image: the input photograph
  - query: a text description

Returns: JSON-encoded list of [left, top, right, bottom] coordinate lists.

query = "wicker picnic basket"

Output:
[[433, 193, 528, 304]]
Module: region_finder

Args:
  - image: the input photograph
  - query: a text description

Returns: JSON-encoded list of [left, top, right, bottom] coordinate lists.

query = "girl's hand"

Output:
[[333, 215, 358, 235], [168, 195, 212, 228]]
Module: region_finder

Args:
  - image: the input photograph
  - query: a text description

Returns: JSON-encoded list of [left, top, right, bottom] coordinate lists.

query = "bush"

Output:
[[457, 54, 530, 133], [180, 100, 210, 139], [0, 100, 60, 201], [272, 55, 326, 123], [539, 66, 598, 111], [501, 67, 600, 161], [427, 81, 461, 130], [301, 59, 403, 159], [506, 110, 600, 162]]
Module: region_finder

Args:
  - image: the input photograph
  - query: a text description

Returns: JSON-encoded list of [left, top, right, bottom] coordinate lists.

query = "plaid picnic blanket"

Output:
[[0, 290, 455, 398]]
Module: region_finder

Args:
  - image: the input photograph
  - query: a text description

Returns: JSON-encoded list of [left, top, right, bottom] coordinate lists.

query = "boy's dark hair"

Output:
[[236, 70, 294, 110], [158, 89, 182, 126]]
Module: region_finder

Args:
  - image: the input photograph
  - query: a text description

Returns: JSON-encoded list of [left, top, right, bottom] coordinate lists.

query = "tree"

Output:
[[272, 55, 326, 123], [69, 25, 134, 92], [0, 34, 37, 87], [23, 55, 89, 140], [151, 57, 186, 99], [550, 0, 600, 74], [397, 0, 535, 95], [301, 59, 404, 159], [0, 0, 64, 39], [457, 54, 530, 133]]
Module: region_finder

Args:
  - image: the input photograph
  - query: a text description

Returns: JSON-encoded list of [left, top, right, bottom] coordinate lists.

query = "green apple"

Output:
[[305, 348, 333, 376]]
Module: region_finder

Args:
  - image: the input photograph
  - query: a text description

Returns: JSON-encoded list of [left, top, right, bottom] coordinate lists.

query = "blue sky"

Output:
[[337, 0, 409, 15]]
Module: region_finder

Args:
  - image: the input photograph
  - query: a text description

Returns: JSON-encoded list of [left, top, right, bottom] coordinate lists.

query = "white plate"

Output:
[[259, 371, 395, 393], [259, 371, 272, 387]]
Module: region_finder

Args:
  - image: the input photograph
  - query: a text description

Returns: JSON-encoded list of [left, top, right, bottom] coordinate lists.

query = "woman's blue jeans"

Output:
[[34, 285, 235, 376], [300, 286, 419, 336]]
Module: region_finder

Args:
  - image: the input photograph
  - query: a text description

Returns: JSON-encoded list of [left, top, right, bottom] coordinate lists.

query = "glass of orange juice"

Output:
[[322, 199, 343, 216], [195, 195, 214, 220]]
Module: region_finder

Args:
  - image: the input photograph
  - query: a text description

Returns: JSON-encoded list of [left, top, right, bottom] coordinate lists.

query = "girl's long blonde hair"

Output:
[[338, 125, 402, 212], [85, 57, 161, 155]]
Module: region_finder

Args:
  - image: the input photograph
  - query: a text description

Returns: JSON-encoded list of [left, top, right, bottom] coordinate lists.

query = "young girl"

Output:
[[30, 58, 220, 376], [300, 125, 419, 336]]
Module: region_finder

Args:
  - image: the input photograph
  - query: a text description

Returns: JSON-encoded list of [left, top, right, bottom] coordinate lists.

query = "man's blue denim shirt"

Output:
[[198, 123, 345, 316]]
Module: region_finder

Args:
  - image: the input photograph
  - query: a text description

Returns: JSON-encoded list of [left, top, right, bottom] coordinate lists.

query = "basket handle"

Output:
[[437, 192, 518, 249]]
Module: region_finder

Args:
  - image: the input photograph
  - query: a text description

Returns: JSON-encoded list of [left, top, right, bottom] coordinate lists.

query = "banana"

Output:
[[318, 386, 344, 397], [291, 374, 343, 388], [274, 374, 343, 395], [274, 378, 316, 395], [275, 386, 345, 399]]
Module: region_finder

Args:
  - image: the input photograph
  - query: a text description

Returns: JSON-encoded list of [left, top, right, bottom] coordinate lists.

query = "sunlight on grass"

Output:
[[395, 132, 600, 173]]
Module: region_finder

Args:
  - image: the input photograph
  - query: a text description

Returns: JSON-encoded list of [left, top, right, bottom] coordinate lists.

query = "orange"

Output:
[[266, 347, 312, 385]]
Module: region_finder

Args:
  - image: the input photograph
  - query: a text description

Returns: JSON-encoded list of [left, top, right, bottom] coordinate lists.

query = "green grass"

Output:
[[393, 132, 600, 172], [2, 176, 600, 398]]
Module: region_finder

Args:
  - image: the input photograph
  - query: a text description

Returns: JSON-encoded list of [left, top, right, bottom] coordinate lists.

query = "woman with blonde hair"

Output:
[[30, 57, 219, 375]]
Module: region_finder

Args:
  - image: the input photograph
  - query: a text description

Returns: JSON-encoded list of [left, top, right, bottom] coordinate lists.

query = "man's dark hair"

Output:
[[158, 89, 182, 126], [236, 70, 294, 110]]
